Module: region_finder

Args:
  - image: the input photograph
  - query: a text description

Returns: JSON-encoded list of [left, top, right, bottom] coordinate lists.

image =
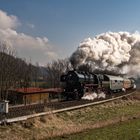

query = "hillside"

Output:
[[0, 52, 47, 91]]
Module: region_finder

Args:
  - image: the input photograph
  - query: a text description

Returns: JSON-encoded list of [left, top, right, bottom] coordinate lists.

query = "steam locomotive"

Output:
[[60, 70, 135, 100]]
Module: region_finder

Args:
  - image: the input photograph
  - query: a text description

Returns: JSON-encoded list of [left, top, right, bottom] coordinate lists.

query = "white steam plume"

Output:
[[70, 31, 140, 78]]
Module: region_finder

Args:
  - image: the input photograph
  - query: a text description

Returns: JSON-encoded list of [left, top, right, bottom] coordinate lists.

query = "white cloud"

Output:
[[0, 9, 58, 64], [0, 10, 20, 29]]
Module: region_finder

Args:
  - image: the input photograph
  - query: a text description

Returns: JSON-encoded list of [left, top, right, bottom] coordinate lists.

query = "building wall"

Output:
[[8, 91, 50, 105], [23, 92, 49, 104]]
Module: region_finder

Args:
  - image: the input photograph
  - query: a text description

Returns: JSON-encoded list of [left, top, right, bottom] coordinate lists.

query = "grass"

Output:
[[58, 98, 140, 124], [50, 118, 140, 140], [0, 91, 139, 140]]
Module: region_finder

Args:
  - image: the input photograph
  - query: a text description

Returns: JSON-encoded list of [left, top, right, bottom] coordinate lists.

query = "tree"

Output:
[[46, 58, 72, 88], [0, 41, 17, 100], [0, 41, 33, 100]]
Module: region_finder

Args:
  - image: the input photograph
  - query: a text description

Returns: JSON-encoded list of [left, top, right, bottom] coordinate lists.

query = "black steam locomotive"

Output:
[[60, 70, 135, 100]]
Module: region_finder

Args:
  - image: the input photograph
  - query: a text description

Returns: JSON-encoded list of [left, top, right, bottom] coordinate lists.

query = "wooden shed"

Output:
[[8, 87, 63, 105]]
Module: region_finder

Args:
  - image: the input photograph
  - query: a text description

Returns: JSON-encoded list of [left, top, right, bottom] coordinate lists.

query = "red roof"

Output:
[[14, 87, 43, 93], [11, 87, 63, 94]]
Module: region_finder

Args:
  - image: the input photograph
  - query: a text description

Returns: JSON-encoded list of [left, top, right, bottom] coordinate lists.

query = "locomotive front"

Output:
[[60, 71, 85, 99]]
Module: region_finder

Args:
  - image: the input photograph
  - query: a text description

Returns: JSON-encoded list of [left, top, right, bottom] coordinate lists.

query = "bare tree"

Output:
[[0, 40, 47, 100], [46, 58, 72, 88], [0, 41, 17, 100]]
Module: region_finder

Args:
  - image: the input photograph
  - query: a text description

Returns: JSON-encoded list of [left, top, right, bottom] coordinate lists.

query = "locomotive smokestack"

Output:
[[70, 31, 140, 78]]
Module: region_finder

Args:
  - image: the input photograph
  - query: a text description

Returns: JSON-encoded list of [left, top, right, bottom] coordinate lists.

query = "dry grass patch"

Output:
[[0, 91, 139, 140]]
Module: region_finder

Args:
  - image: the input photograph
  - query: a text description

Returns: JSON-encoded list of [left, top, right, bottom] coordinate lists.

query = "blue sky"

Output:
[[0, 0, 140, 65]]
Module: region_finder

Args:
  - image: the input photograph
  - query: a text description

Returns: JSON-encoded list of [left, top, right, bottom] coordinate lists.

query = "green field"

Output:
[[50, 118, 140, 140]]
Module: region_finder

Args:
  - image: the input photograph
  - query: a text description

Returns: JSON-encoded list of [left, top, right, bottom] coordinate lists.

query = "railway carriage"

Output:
[[123, 78, 135, 90], [102, 75, 124, 93]]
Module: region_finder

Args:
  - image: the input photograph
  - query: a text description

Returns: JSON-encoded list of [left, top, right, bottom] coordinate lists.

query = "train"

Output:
[[60, 70, 135, 100]]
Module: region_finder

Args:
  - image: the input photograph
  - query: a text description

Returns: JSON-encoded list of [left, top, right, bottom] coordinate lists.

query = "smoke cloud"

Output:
[[70, 31, 140, 78]]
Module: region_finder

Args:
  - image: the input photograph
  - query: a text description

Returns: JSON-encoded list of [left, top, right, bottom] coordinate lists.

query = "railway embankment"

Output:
[[0, 90, 140, 140]]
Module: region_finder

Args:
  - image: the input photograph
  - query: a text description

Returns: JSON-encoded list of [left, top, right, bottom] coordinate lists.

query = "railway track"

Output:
[[0, 89, 136, 124]]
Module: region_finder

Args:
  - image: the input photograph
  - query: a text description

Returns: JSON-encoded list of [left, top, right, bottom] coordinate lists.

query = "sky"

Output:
[[0, 0, 140, 65]]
